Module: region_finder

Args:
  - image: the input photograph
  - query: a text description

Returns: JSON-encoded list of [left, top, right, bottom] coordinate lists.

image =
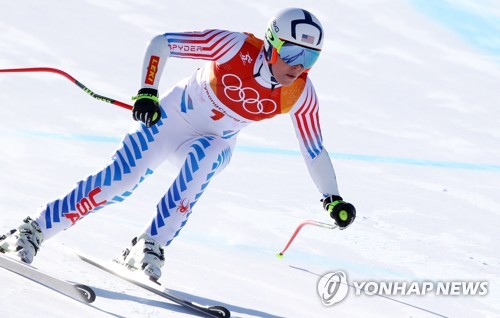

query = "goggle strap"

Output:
[[276, 39, 285, 53], [267, 28, 285, 51]]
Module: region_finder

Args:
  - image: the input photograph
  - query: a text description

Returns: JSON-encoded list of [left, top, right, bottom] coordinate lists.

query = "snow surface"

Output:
[[1, 0, 499, 317]]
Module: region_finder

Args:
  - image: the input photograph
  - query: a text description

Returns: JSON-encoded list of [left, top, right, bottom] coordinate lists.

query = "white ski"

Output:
[[0, 252, 96, 303], [75, 250, 230, 317]]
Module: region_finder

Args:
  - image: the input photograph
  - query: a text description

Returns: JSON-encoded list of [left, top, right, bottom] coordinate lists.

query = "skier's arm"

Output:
[[290, 81, 356, 229], [132, 30, 247, 127], [289, 82, 339, 196], [139, 29, 247, 90]]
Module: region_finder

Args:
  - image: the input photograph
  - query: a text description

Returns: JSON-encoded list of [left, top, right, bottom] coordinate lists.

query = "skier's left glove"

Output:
[[132, 88, 161, 128], [322, 195, 356, 230]]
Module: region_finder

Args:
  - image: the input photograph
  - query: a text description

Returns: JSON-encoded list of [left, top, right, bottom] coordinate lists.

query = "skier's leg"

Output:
[[34, 124, 167, 240], [0, 124, 166, 262], [121, 135, 235, 278]]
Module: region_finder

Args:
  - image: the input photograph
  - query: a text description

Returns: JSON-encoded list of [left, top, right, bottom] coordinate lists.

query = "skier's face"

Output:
[[272, 55, 305, 86]]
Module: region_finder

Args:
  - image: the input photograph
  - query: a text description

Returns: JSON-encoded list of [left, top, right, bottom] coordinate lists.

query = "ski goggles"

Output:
[[267, 29, 321, 69]]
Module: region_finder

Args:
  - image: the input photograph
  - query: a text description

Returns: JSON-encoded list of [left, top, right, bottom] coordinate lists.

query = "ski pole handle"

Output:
[[277, 220, 338, 258], [0, 67, 133, 110]]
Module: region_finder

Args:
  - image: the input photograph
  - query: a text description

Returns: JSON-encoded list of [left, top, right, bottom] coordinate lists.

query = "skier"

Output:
[[0, 8, 356, 280]]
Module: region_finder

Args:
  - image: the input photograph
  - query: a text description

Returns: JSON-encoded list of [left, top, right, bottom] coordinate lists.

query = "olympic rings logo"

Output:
[[221, 74, 277, 115]]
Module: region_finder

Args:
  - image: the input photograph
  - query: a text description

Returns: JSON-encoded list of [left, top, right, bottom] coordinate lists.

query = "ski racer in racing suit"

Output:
[[0, 8, 356, 280]]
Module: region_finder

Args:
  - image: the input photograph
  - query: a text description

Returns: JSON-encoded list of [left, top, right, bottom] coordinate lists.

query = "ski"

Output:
[[75, 251, 231, 318], [0, 251, 96, 303]]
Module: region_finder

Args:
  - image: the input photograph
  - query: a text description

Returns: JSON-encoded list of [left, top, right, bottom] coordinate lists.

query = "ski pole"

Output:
[[0, 67, 133, 110], [277, 220, 338, 258]]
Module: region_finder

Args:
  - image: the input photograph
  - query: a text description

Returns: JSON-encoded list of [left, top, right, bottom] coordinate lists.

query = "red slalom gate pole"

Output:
[[0, 67, 133, 110], [277, 220, 338, 258]]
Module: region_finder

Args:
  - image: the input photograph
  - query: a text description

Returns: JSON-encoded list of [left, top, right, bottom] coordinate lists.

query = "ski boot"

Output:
[[120, 233, 165, 282], [0, 217, 44, 264]]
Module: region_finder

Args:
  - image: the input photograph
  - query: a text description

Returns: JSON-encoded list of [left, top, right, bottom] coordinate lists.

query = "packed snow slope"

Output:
[[1, 0, 499, 317]]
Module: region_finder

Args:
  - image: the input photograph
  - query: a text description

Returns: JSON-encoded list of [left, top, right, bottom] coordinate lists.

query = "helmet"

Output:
[[264, 8, 324, 69]]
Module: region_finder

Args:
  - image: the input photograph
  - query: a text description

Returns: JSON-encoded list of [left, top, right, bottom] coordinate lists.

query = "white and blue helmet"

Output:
[[264, 8, 324, 69]]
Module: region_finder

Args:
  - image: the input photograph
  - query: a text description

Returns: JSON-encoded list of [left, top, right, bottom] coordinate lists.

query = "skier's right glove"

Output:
[[322, 195, 356, 230], [132, 88, 161, 128]]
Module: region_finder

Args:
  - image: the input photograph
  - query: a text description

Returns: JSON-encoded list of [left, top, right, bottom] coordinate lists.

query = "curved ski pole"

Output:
[[0, 67, 133, 110], [277, 220, 338, 258]]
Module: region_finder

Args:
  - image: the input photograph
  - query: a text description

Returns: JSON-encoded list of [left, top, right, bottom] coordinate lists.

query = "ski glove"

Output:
[[322, 195, 356, 230], [132, 88, 161, 128]]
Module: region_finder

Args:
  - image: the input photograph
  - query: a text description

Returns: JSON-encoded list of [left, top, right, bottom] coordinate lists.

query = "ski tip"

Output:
[[276, 252, 284, 259], [75, 284, 97, 303], [208, 305, 231, 318]]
